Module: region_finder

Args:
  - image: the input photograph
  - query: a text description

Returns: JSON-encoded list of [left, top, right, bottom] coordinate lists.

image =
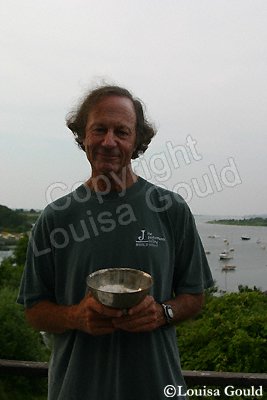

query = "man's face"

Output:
[[84, 96, 137, 179]]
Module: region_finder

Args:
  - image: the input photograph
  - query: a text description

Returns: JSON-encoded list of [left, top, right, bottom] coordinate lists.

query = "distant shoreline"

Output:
[[207, 217, 267, 227]]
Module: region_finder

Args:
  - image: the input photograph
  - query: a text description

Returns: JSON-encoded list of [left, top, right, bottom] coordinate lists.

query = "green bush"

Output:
[[0, 287, 49, 361], [0, 235, 49, 400], [0, 234, 29, 290], [176, 289, 267, 399], [177, 290, 267, 373]]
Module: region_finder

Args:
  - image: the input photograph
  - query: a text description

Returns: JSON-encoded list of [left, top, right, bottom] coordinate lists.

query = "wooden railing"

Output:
[[1, 359, 267, 389], [0, 359, 48, 377]]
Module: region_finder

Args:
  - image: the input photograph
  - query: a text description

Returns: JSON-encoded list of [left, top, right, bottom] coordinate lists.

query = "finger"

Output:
[[114, 301, 157, 324], [87, 315, 118, 335], [128, 295, 155, 316], [86, 294, 123, 318], [95, 303, 123, 318], [112, 312, 157, 330]]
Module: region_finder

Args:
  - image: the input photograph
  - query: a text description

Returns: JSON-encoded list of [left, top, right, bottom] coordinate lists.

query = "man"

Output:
[[18, 85, 213, 400]]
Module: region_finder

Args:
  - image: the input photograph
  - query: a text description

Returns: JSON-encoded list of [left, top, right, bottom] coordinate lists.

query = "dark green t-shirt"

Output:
[[18, 177, 213, 400]]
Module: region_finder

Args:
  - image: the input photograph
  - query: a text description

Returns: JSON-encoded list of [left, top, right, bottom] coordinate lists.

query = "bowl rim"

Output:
[[86, 267, 153, 293]]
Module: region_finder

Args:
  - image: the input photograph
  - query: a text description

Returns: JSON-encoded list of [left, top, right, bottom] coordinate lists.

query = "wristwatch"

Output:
[[161, 303, 174, 324]]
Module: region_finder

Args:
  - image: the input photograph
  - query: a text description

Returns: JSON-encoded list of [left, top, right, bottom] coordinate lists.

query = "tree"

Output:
[[0, 237, 49, 400], [13, 234, 29, 266], [0, 205, 30, 232], [177, 290, 267, 373], [0, 288, 49, 361], [176, 289, 267, 399]]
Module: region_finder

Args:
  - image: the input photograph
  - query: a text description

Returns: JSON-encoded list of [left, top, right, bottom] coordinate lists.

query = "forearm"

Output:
[[25, 296, 123, 335], [166, 293, 204, 324], [25, 300, 78, 334], [112, 293, 205, 333]]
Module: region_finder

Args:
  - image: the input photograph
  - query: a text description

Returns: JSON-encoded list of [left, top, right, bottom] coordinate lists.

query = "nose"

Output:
[[102, 129, 117, 148]]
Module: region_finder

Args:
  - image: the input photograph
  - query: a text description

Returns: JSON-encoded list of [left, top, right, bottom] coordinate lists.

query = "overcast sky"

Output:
[[1, 0, 266, 216]]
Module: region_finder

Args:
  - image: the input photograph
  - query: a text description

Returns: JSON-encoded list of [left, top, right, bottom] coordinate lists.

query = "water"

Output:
[[195, 216, 267, 293], [0, 250, 13, 263], [1, 218, 267, 293]]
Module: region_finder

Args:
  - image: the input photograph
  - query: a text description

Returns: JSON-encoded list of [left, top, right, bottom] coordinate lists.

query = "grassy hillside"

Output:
[[0, 205, 40, 233], [208, 217, 267, 226]]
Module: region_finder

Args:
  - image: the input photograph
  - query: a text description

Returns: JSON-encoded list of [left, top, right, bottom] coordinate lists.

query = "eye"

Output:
[[93, 127, 106, 134], [116, 128, 129, 137]]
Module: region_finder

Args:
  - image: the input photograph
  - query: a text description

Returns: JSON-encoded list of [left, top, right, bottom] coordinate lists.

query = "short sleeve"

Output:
[[17, 209, 56, 308]]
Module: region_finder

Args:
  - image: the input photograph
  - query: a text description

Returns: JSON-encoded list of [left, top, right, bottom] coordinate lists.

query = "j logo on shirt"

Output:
[[135, 229, 166, 248]]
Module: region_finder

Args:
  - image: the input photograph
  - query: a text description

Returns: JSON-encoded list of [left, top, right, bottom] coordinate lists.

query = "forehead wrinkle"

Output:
[[88, 97, 136, 121], [87, 108, 136, 133], [92, 107, 135, 120]]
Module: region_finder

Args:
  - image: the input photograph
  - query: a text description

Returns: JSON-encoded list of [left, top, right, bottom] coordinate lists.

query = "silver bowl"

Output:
[[86, 268, 153, 309]]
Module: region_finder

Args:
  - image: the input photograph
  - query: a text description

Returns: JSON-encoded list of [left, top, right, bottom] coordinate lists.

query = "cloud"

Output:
[[1, 0, 267, 214]]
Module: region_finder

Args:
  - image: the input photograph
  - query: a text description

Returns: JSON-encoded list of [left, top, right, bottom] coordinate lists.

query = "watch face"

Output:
[[166, 305, 174, 319], [162, 304, 174, 323]]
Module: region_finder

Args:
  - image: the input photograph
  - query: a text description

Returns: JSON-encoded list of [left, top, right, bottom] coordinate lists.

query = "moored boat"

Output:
[[241, 236, 251, 240], [219, 251, 233, 260], [222, 265, 236, 271]]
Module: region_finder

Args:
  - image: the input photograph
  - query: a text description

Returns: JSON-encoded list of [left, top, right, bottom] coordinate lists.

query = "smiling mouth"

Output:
[[97, 152, 120, 159]]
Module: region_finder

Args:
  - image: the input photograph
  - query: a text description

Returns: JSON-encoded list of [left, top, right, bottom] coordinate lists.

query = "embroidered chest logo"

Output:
[[135, 229, 166, 248]]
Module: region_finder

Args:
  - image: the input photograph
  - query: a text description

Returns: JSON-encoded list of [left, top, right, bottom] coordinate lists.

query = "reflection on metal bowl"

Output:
[[86, 268, 153, 309]]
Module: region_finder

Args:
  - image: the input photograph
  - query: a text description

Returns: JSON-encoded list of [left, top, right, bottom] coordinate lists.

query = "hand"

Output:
[[72, 293, 123, 336], [112, 295, 164, 333]]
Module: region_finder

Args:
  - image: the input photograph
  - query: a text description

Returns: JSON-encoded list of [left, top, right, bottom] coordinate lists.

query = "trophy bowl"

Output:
[[86, 268, 153, 309]]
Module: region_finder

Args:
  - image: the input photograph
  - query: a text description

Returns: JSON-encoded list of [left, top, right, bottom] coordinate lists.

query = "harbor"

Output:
[[196, 216, 267, 293]]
